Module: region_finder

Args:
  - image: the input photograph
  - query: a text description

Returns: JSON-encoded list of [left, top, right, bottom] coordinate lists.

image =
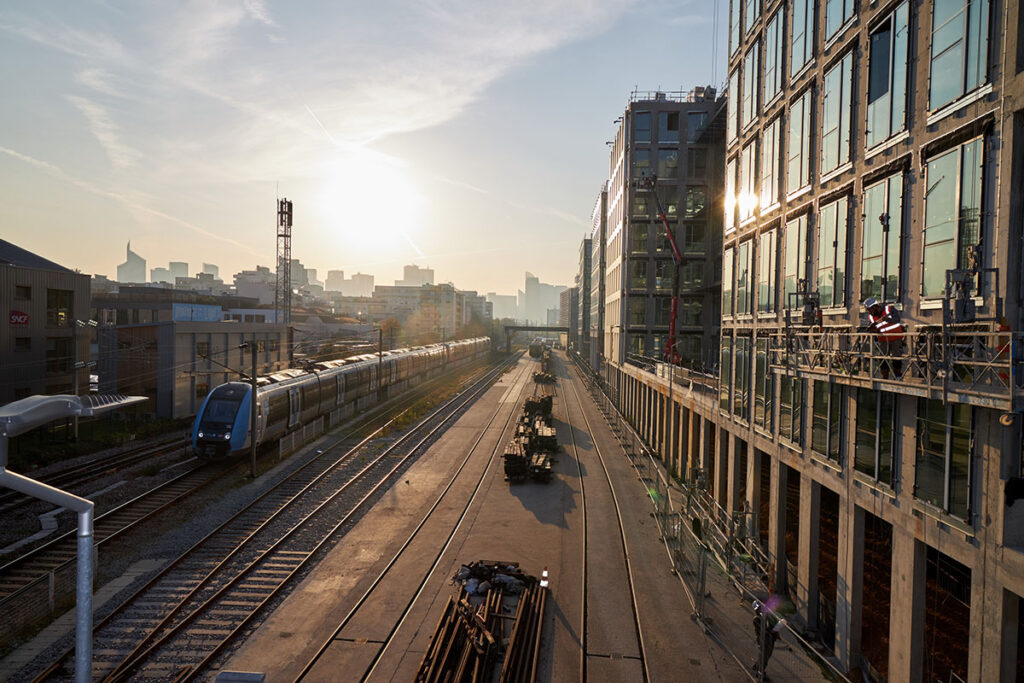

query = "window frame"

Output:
[[760, 117, 781, 210], [763, 10, 784, 103], [787, 89, 813, 194], [811, 379, 843, 463], [723, 246, 735, 317], [790, 0, 814, 78], [736, 239, 753, 316], [914, 398, 973, 521], [757, 229, 776, 314], [742, 40, 761, 129], [783, 215, 807, 310], [817, 195, 849, 309], [753, 336, 774, 431], [866, 1, 909, 149], [740, 139, 759, 223], [928, 0, 990, 112], [821, 51, 853, 174], [855, 388, 896, 486], [862, 172, 904, 304]]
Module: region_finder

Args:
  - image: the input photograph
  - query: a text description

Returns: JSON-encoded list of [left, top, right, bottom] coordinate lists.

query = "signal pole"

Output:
[[239, 337, 258, 479]]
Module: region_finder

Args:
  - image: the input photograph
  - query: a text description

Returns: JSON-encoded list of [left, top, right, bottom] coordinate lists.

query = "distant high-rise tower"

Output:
[[396, 264, 434, 287], [117, 242, 146, 283], [169, 261, 188, 282], [202, 263, 219, 278], [275, 199, 293, 326]]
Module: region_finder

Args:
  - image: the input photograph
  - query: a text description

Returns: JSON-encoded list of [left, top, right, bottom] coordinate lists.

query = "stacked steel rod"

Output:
[[416, 561, 547, 683]]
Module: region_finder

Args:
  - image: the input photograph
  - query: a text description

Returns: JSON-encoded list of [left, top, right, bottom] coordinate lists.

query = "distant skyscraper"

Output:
[[349, 272, 374, 298], [169, 261, 188, 282], [325, 270, 345, 292], [151, 267, 172, 283], [117, 242, 146, 283], [201, 263, 219, 278]]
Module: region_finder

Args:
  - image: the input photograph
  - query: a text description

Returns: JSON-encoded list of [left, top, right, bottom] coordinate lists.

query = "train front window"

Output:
[[201, 399, 242, 427]]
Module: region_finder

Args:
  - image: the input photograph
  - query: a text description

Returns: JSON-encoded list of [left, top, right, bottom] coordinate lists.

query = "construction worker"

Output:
[[863, 298, 904, 378], [752, 600, 786, 678]]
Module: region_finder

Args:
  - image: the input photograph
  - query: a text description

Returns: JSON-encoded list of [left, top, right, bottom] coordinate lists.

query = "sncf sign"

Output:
[[9, 310, 29, 325]]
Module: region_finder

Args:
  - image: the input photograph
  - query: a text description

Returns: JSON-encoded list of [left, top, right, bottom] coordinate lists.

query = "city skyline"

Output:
[[0, 1, 728, 295]]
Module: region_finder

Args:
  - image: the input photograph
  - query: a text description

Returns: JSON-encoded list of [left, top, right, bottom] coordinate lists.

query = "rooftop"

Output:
[[0, 239, 73, 273]]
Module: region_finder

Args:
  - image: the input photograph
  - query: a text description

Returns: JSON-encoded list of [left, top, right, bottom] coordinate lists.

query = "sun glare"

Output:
[[314, 150, 424, 258]]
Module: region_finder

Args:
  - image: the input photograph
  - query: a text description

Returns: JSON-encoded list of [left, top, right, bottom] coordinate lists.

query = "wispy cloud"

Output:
[[243, 0, 277, 28], [0, 145, 263, 258], [66, 95, 142, 168]]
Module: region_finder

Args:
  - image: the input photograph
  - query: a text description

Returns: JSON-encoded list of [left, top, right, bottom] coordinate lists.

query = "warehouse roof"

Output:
[[0, 239, 73, 273]]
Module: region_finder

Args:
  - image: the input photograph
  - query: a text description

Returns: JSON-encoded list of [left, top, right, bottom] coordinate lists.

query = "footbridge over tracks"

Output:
[[503, 325, 569, 353]]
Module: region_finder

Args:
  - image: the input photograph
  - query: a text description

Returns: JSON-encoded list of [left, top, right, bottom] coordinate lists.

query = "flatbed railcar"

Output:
[[192, 337, 490, 458]]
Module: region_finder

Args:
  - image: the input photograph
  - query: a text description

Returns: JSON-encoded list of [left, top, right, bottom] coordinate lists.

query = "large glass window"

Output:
[[757, 230, 776, 313], [656, 296, 673, 324], [723, 247, 735, 317], [787, 89, 812, 193], [923, 138, 983, 297], [633, 194, 649, 218], [720, 334, 733, 411], [725, 158, 738, 234], [817, 196, 848, 308], [737, 239, 753, 315], [929, 0, 990, 110], [862, 173, 903, 303], [740, 140, 758, 222], [812, 380, 843, 463], [46, 289, 73, 327], [683, 187, 707, 218], [783, 215, 806, 310], [635, 111, 651, 143], [730, 0, 741, 56], [761, 117, 781, 209], [630, 260, 648, 289], [744, 0, 760, 33], [915, 399, 972, 520], [867, 1, 909, 148], [688, 148, 708, 176], [728, 70, 740, 144], [742, 42, 760, 129], [657, 149, 679, 178], [45, 337, 73, 373], [790, 0, 814, 77], [822, 51, 853, 174], [734, 335, 752, 419], [654, 260, 673, 292], [659, 111, 680, 143], [825, 0, 853, 39], [779, 374, 804, 444], [634, 148, 651, 178], [855, 388, 895, 486], [754, 336, 774, 430], [687, 111, 708, 143], [630, 224, 649, 253], [764, 11, 783, 102], [629, 297, 646, 326], [679, 297, 702, 326]]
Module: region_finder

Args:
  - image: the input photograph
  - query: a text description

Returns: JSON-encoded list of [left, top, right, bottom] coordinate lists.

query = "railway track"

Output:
[[561, 355, 650, 682], [32, 354, 520, 682], [294, 354, 535, 682], [0, 435, 189, 515]]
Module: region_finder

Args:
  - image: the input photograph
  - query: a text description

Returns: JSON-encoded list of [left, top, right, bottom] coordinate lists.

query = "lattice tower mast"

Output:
[[275, 198, 293, 326]]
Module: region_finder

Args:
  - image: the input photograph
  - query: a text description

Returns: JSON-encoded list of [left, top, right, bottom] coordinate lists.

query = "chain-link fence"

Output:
[[570, 352, 849, 682]]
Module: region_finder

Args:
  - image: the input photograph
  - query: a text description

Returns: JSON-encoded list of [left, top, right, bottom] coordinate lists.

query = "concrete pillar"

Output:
[[998, 590, 1020, 682], [797, 479, 822, 630], [726, 433, 741, 515], [834, 501, 864, 669], [746, 448, 762, 539], [886, 528, 924, 680], [716, 431, 729, 509], [769, 458, 788, 595]]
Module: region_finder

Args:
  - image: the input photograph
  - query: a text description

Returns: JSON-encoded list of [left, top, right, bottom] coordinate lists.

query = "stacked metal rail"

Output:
[[503, 396, 555, 483], [416, 561, 547, 683]]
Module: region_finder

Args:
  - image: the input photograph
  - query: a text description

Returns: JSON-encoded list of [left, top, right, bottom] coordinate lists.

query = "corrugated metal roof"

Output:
[[0, 239, 73, 273]]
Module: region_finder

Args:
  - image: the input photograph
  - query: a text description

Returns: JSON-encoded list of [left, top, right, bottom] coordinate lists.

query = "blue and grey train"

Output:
[[192, 337, 490, 458]]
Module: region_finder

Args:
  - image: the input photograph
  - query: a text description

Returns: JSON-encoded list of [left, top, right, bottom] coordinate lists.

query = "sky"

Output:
[[0, 0, 727, 296]]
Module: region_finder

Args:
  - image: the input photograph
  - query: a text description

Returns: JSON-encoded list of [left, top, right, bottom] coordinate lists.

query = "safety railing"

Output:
[[769, 327, 1024, 411]]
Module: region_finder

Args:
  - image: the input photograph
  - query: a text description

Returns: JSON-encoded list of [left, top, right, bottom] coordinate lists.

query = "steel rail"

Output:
[[31, 356, 498, 682], [563, 356, 650, 683], [294, 355, 532, 681], [97, 355, 517, 682]]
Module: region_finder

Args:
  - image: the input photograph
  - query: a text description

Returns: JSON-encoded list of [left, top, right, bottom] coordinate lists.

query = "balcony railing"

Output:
[[768, 326, 1023, 411]]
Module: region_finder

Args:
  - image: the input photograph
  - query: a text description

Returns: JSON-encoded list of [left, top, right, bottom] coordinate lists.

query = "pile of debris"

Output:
[[504, 396, 557, 483], [532, 371, 556, 384], [416, 561, 548, 683]]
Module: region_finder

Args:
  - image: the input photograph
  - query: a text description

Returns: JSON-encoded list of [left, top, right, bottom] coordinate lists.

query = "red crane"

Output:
[[636, 174, 683, 364]]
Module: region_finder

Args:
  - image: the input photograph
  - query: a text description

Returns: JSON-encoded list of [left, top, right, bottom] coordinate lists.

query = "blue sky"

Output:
[[0, 0, 726, 295]]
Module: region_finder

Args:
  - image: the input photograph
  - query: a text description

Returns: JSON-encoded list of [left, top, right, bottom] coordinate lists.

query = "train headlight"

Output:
[[198, 431, 204, 438], [224, 432, 231, 440]]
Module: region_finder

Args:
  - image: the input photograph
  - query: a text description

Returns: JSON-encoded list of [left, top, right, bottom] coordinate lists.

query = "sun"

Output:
[[314, 149, 424, 257]]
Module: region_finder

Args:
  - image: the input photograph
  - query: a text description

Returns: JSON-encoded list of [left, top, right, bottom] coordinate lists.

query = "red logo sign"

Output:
[[9, 310, 29, 325]]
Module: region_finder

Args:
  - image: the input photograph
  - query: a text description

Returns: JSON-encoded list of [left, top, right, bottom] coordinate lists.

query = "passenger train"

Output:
[[192, 337, 491, 458]]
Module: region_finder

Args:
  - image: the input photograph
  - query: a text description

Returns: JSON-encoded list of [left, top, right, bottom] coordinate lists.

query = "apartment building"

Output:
[[604, 87, 725, 370], [661, 1, 1023, 680]]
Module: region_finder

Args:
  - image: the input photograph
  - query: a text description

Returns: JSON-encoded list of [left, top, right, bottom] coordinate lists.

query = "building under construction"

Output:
[[583, 1, 1024, 680]]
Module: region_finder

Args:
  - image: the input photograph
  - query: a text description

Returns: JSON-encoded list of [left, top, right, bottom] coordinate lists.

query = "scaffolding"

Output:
[[275, 198, 293, 327]]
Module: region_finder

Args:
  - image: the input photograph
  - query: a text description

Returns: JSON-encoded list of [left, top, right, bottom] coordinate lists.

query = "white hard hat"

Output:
[[751, 600, 761, 610], [863, 297, 879, 309]]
